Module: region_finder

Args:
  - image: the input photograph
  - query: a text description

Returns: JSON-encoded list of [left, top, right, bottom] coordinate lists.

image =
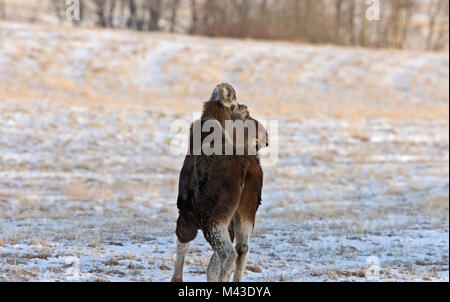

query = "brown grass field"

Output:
[[0, 21, 448, 281]]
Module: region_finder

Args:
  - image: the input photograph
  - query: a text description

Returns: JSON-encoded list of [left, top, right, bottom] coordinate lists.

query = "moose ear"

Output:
[[210, 84, 222, 103], [219, 85, 231, 107], [209, 83, 237, 108], [219, 84, 238, 108]]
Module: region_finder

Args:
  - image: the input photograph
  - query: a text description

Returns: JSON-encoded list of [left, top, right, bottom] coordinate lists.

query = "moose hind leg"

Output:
[[206, 252, 220, 282], [205, 224, 237, 282], [207, 219, 236, 282], [232, 217, 253, 282], [171, 240, 189, 282]]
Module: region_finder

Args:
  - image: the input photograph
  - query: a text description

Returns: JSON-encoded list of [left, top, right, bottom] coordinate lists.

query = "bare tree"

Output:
[[0, 0, 5, 19], [94, 0, 107, 27], [427, 0, 450, 51], [347, 0, 356, 45], [169, 0, 181, 32], [148, 0, 162, 31], [189, 0, 199, 34], [435, 1, 450, 50], [260, 0, 267, 16], [386, 0, 414, 49], [17, 0, 448, 51], [128, 0, 138, 29], [335, 0, 343, 43], [51, 0, 66, 22], [108, 0, 118, 27], [231, 0, 250, 21]]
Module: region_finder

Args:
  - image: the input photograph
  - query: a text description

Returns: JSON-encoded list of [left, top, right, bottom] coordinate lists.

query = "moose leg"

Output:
[[206, 252, 220, 281], [232, 214, 253, 282], [205, 224, 237, 282], [207, 220, 235, 281], [171, 240, 189, 282]]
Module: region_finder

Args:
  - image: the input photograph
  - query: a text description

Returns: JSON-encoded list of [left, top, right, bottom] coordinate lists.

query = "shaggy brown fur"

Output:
[[172, 83, 268, 282], [176, 104, 267, 244]]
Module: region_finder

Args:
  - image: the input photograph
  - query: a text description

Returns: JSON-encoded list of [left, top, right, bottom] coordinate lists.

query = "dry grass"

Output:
[[258, 101, 450, 121], [0, 233, 19, 247], [0, 21, 448, 282], [422, 196, 449, 219], [0, 21, 448, 121], [64, 180, 112, 203], [64, 181, 95, 201]]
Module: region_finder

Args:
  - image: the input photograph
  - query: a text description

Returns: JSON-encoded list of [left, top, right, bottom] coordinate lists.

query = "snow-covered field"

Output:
[[0, 22, 448, 281]]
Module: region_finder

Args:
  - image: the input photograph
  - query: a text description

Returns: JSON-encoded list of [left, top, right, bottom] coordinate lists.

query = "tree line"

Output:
[[1, 0, 448, 51]]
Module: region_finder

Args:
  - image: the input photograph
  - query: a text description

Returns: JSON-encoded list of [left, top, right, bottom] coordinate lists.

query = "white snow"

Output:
[[0, 21, 448, 282]]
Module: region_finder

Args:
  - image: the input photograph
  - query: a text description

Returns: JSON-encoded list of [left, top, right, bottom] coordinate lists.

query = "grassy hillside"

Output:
[[0, 21, 448, 281]]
